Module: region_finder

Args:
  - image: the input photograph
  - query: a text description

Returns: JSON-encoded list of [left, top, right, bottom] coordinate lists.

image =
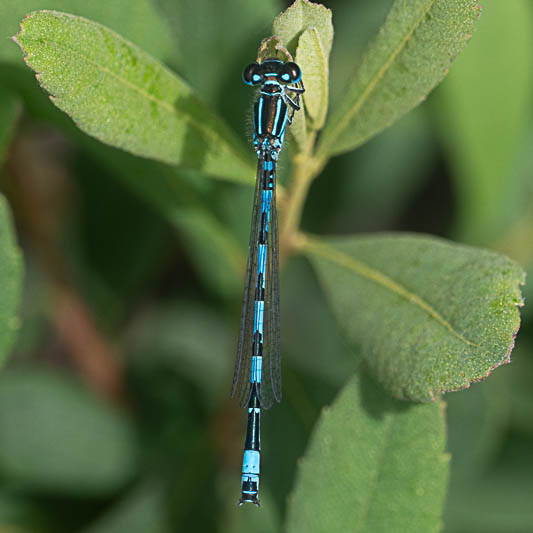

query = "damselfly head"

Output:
[[243, 59, 302, 86]]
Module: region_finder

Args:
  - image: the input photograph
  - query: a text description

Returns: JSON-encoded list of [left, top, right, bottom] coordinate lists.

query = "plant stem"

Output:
[[280, 132, 323, 263]]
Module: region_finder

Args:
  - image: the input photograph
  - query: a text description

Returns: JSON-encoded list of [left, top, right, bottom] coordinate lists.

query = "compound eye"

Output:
[[243, 63, 262, 86], [281, 62, 301, 83]]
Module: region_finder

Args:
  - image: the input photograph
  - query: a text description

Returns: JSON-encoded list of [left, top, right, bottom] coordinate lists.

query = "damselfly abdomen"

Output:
[[231, 57, 304, 506]]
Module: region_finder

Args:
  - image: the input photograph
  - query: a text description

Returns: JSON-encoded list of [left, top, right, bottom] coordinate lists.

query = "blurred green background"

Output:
[[0, 0, 532, 531]]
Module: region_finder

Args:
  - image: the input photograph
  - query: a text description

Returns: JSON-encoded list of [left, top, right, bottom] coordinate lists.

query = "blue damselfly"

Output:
[[231, 57, 304, 506]]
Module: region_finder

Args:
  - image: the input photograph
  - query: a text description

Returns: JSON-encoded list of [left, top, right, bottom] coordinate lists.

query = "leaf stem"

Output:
[[280, 131, 323, 263]]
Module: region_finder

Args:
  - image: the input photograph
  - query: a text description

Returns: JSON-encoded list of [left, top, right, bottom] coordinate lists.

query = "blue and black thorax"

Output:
[[243, 58, 304, 159]]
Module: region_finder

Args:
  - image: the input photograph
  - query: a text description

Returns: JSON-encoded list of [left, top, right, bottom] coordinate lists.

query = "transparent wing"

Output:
[[231, 159, 262, 407], [261, 171, 281, 409]]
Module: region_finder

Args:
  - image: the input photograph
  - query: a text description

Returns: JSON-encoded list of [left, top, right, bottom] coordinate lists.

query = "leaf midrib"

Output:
[[303, 236, 478, 347], [318, 0, 438, 156]]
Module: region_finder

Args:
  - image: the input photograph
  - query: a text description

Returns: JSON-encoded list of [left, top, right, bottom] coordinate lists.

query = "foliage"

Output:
[[305, 234, 523, 401], [0, 0, 531, 532], [14, 11, 253, 181], [287, 375, 449, 533], [316, 0, 481, 159]]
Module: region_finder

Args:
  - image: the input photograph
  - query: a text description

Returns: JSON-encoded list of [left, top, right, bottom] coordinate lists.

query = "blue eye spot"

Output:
[[281, 73, 290, 81], [252, 74, 261, 83]]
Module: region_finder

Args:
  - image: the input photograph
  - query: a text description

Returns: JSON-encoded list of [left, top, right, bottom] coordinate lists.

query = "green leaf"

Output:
[[14, 10, 255, 182], [273, 0, 333, 135], [0, 194, 23, 368], [0, 0, 173, 64], [295, 28, 328, 130], [436, 0, 533, 244], [273, 0, 333, 59], [286, 375, 449, 533], [0, 369, 137, 495], [317, 0, 481, 159], [303, 233, 525, 402]]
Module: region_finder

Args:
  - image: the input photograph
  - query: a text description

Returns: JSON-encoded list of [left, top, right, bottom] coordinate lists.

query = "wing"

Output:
[[231, 159, 262, 407], [260, 168, 282, 409]]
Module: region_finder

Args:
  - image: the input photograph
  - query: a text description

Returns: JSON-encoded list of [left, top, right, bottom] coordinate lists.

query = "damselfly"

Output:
[[231, 57, 304, 506]]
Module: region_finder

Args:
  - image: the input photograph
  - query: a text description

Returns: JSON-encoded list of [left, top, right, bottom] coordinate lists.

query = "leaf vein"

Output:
[[321, 0, 438, 154], [303, 236, 478, 347]]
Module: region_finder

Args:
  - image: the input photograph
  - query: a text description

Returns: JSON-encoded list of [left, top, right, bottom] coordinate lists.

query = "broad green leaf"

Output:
[[303, 234, 524, 401], [0, 88, 20, 162], [0, 194, 23, 368], [317, 0, 481, 159], [0, 369, 137, 495], [15, 11, 255, 182], [273, 0, 333, 59], [0, 0, 173, 63], [286, 375, 449, 533], [437, 0, 533, 244], [295, 28, 328, 130]]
